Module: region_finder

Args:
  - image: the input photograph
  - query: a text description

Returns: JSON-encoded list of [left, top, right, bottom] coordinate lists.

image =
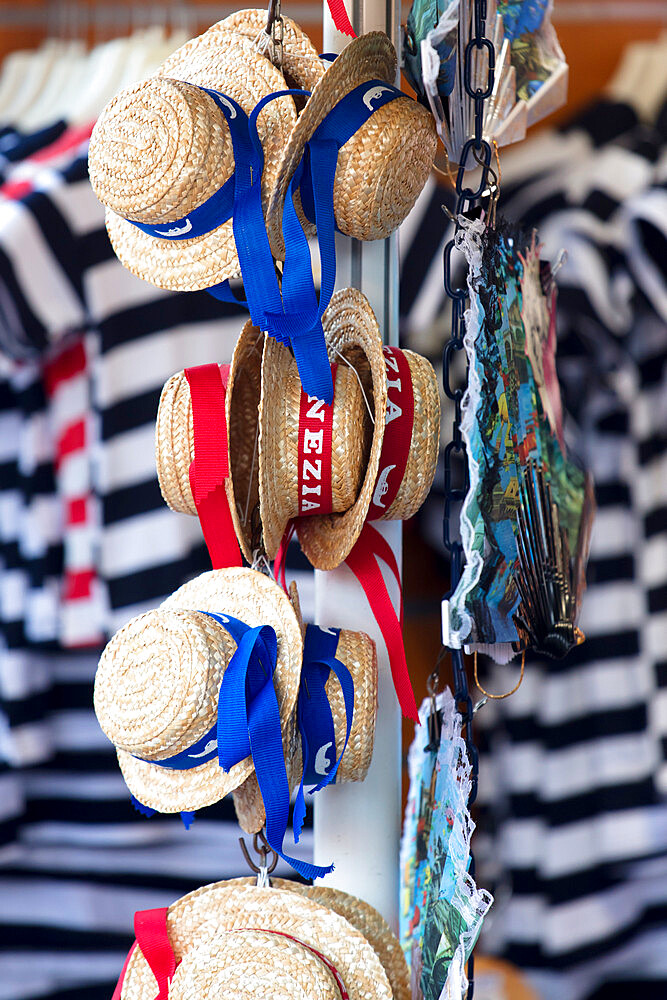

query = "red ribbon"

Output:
[[112, 907, 177, 1000], [326, 0, 356, 37], [346, 523, 418, 722], [297, 365, 337, 516], [274, 521, 296, 593], [238, 928, 350, 999], [184, 364, 242, 570], [368, 347, 415, 520]]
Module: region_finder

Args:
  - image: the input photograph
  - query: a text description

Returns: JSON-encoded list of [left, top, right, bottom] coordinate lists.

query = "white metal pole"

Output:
[[314, 0, 403, 931]]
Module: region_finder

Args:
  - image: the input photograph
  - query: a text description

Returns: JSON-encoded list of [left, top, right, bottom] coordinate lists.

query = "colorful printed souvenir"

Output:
[[405, 0, 567, 160], [444, 218, 594, 661], [400, 689, 493, 999]]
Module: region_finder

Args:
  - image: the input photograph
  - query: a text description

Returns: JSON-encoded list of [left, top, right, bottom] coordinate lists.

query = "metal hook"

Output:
[[239, 829, 278, 877], [473, 650, 525, 700], [424, 654, 447, 752]]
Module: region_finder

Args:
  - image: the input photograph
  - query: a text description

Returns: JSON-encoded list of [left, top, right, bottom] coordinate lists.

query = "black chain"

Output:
[[441, 2, 494, 996]]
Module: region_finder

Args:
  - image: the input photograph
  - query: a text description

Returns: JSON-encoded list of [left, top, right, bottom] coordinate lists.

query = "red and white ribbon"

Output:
[[368, 347, 415, 520], [346, 346, 418, 721], [297, 364, 337, 516]]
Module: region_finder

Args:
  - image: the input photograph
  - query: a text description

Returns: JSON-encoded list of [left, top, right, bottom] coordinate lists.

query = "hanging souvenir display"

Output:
[[93, 566, 378, 879], [110, 879, 410, 1000], [400, 688, 493, 1000], [403, 0, 567, 161], [443, 219, 595, 663]]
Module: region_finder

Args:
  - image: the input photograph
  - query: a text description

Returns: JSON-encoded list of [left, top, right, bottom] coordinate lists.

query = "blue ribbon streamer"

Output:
[[293, 625, 355, 842], [207, 612, 333, 880]]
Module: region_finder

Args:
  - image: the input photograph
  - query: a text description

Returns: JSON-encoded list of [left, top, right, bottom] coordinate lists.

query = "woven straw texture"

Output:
[[232, 626, 377, 833], [120, 883, 392, 1000], [167, 929, 342, 999], [382, 350, 441, 521], [217, 9, 326, 91], [90, 31, 296, 293], [295, 288, 387, 570], [98, 569, 302, 813], [266, 32, 436, 259], [155, 370, 198, 516], [227, 878, 410, 1000], [259, 337, 371, 560]]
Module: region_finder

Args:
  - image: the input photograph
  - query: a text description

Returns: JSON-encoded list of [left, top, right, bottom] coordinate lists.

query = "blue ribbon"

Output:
[[293, 625, 354, 841], [129, 174, 234, 240]]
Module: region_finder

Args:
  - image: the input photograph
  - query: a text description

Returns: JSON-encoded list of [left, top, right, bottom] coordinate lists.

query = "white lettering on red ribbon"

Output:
[[297, 364, 337, 515], [369, 348, 415, 519]]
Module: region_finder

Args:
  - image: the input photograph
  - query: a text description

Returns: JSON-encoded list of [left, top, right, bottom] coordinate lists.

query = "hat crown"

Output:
[[169, 929, 343, 999], [94, 608, 236, 759], [88, 76, 234, 226], [279, 357, 371, 520]]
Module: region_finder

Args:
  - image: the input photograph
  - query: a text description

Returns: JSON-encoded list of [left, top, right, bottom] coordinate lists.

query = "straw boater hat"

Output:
[[88, 31, 296, 292], [154, 321, 265, 553], [93, 568, 302, 813], [224, 879, 411, 1000], [265, 31, 437, 258], [118, 882, 395, 1000], [155, 288, 440, 570], [295, 288, 441, 569], [155, 293, 385, 564], [215, 9, 326, 92], [233, 614, 378, 835]]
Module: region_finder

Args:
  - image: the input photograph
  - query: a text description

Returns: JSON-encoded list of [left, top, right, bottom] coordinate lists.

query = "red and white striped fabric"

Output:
[[43, 335, 105, 647]]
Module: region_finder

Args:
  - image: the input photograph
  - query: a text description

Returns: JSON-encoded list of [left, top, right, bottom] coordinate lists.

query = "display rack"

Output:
[[312, 0, 403, 929]]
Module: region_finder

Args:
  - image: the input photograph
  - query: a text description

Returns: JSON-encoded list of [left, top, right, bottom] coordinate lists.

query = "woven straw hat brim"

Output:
[[258, 333, 372, 561], [215, 10, 326, 91], [224, 878, 410, 1000], [120, 883, 392, 1000], [266, 31, 395, 258], [383, 350, 441, 521], [295, 288, 387, 570], [104, 33, 296, 293], [232, 626, 377, 833], [116, 569, 302, 814]]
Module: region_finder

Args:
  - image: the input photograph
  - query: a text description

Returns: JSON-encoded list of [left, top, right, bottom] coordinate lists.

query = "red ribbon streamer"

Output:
[[345, 523, 418, 722], [112, 908, 177, 1000], [326, 0, 356, 37], [184, 364, 242, 570], [297, 364, 337, 516]]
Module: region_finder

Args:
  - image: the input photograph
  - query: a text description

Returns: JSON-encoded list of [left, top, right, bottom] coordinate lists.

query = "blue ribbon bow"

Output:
[[293, 624, 355, 841]]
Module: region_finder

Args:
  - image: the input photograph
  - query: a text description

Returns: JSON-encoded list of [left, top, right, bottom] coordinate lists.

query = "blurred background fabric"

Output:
[[0, 3, 665, 999]]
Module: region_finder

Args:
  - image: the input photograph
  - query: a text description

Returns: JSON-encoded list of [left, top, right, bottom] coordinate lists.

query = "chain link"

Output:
[[441, 2, 494, 995]]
